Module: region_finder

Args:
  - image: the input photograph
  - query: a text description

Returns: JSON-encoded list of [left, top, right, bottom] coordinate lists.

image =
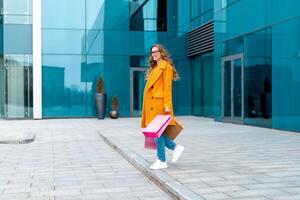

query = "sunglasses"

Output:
[[151, 50, 160, 54]]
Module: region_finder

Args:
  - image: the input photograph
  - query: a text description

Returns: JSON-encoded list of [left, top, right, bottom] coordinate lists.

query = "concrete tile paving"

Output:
[[0, 119, 172, 200]]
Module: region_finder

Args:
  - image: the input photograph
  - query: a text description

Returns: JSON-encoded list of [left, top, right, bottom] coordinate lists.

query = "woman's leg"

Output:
[[162, 134, 176, 150], [154, 135, 166, 162], [163, 134, 184, 163]]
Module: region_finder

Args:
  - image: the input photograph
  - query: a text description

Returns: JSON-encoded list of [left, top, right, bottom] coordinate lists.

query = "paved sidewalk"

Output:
[[0, 120, 35, 144], [0, 119, 171, 200], [1, 117, 300, 200], [98, 116, 300, 200]]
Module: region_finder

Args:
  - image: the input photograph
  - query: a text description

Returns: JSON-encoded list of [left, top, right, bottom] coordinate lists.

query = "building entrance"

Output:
[[0, 56, 4, 118], [222, 53, 244, 123], [130, 67, 147, 117], [0, 55, 32, 119]]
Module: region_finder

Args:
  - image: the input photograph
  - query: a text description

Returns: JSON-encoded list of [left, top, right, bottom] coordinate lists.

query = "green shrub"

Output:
[[111, 96, 119, 110], [96, 77, 104, 93]]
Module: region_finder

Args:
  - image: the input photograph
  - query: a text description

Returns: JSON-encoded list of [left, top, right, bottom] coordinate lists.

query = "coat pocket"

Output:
[[153, 92, 163, 99]]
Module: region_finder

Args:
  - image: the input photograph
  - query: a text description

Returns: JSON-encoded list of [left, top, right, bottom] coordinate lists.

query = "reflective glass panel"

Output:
[[133, 70, 146, 116], [191, 55, 202, 115], [202, 55, 214, 117], [0, 55, 4, 117], [4, 0, 32, 15], [177, 0, 190, 35], [4, 15, 32, 24], [86, 55, 104, 116], [191, 54, 214, 117], [4, 24, 32, 54], [223, 61, 231, 117], [233, 59, 241, 117], [4, 54, 32, 118], [42, 29, 85, 54], [272, 17, 300, 131], [130, 0, 167, 31], [42, 0, 85, 29], [86, 0, 105, 30], [42, 55, 86, 117], [243, 27, 272, 127], [102, 55, 130, 116], [86, 30, 104, 55]]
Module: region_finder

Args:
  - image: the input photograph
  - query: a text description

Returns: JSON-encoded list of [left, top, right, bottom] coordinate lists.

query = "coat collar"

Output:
[[146, 61, 167, 90]]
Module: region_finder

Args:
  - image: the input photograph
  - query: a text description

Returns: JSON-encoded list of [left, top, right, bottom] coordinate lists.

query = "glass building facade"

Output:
[[0, 0, 33, 119], [214, 0, 300, 132], [0, 0, 299, 133]]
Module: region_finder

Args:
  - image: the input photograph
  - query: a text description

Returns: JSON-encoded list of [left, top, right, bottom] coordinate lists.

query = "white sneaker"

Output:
[[150, 160, 167, 170], [171, 145, 184, 163]]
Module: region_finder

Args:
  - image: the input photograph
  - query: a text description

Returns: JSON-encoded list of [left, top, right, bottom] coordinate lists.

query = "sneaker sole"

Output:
[[150, 165, 168, 170]]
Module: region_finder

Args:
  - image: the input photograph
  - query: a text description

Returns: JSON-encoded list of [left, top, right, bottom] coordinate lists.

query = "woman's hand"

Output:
[[164, 108, 171, 115]]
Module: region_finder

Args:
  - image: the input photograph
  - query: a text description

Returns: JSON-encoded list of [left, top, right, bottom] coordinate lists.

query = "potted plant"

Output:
[[95, 76, 107, 119], [109, 95, 119, 119]]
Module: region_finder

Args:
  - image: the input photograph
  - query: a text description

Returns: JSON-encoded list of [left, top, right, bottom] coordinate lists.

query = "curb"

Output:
[[0, 134, 36, 144], [98, 132, 205, 200]]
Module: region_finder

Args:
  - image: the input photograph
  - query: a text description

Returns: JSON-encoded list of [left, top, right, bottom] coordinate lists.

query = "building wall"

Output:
[[214, 0, 300, 131], [187, 0, 215, 117], [272, 17, 300, 131], [1, 0, 298, 132], [40, 0, 136, 117], [41, 0, 192, 118], [42, 0, 102, 117]]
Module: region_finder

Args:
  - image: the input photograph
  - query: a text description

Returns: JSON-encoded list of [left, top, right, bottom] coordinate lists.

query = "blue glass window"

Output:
[[42, 29, 85, 54], [191, 0, 213, 29], [42, 0, 85, 29], [4, 0, 32, 15], [272, 17, 300, 131], [86, 0, 105, 30], [42, 55, 86, 117], [4, 24, 32, 54], [130, 0, 167, 31]]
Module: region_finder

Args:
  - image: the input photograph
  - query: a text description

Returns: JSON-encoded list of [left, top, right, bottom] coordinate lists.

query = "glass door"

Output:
[[233, 58, 242, 118], [1, 54, 32, 118], [223, 60, 231, 118], [130, 67, 147, 117], [222, 53, 244, 123], [0, 55, 4, 118]]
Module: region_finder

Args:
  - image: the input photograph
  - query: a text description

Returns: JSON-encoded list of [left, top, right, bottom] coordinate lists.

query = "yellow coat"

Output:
[[140, 59, 175, 128]]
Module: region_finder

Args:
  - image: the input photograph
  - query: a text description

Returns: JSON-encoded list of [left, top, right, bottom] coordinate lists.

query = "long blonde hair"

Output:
[[145, 44, 180, 81]]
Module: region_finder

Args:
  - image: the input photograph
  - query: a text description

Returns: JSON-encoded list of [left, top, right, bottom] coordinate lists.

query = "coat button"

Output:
[[151, 108, 153, 110], [151, 86, 154, 89], [151, 97, 154, 99]]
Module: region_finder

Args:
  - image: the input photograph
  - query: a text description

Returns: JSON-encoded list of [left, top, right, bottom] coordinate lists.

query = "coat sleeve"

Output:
[[163, 62, 173, 110]]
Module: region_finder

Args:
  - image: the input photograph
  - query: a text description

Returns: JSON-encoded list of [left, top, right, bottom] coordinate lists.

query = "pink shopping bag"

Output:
[[144, 136, 156, 149], [142, 115, 172, 138]]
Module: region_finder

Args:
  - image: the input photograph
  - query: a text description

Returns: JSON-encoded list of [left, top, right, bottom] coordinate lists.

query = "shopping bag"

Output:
[[142, 115, 172, 138], [144, 136, 156, 149], [164, 120, 184, 140]]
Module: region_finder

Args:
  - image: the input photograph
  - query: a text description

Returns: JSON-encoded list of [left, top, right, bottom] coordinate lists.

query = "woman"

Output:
[[141, 44, 184, 170]]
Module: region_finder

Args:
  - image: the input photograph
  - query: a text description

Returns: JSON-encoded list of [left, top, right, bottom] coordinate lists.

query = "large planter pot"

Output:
[[109, 110, 119, 119], [95, 93, 107, 119]]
